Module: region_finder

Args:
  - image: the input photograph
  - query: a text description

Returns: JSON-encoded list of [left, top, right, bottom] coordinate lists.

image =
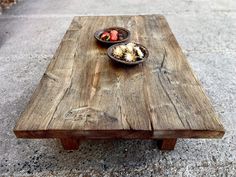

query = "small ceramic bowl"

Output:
[[94, 27, 131, 46], [107, 43, 149, 65]]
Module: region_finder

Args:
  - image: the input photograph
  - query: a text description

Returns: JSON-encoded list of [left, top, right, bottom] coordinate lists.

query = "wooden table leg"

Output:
[[157, 138, 177, 150], [60, 138, 80, 150]]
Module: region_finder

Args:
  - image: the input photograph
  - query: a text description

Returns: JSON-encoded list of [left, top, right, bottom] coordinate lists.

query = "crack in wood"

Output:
[[158, 71, 188, 128], [45, 80, 73, 127], [45, 46, 76, 128], [116, 75, 132, 130], [160, 47, 167, 69], [186, 119, 192, 129], [157, 49, 189, 128], [44, 72, 59, 82], [142, 65, 155, 131]]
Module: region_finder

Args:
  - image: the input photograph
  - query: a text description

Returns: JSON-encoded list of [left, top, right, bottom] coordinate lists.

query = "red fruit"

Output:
[[101, 32, 110, 41], [110, 30, 118, 41], [110, 30, 118, 35]]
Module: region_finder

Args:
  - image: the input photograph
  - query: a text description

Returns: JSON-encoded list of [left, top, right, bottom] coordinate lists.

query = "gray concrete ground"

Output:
[[0, 0, 236, 176]]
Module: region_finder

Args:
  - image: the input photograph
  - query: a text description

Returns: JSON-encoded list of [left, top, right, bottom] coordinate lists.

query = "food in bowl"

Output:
[[94, 27, 130, 45], [112, 42, 145, 62], [100, 29, 125, 42]]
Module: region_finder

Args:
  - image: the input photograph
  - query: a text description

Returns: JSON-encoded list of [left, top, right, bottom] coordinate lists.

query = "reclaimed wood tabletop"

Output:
[[14, 15, 225, 150]]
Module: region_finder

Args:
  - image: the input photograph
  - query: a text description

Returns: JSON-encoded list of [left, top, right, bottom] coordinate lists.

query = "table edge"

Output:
[[14, 129, 225, 139]]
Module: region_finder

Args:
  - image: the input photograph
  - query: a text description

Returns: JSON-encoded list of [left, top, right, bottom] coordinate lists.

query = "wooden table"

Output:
[[14, 15, 225, 151]]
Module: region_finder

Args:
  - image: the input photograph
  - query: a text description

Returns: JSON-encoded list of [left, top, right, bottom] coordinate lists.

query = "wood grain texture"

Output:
[[14, 15, 225, 140]]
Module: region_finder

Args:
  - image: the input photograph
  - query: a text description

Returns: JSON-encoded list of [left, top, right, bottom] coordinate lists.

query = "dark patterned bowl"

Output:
[[107, 43, 149, 65], [94, 27, 131, 46]]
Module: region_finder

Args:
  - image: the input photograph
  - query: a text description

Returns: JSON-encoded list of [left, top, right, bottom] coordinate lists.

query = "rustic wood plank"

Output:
[[14, 15, 225, 141]]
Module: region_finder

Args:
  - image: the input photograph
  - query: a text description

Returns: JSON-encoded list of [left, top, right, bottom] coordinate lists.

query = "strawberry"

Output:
[[110, 30, 118, 41], [101, 32, 110, 41]]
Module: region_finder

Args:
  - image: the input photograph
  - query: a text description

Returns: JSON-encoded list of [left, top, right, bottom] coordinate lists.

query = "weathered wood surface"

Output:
[[14, 15, 225, 141]]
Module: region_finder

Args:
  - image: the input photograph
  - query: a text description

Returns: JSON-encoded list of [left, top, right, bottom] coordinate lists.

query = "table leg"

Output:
[[157, 138, 177, 150], [60, 138, 80, 150]]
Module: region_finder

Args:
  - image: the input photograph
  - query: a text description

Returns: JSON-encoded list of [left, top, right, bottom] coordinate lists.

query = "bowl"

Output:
[[94, 27, 131, 46], [107, 42, 149, 65]]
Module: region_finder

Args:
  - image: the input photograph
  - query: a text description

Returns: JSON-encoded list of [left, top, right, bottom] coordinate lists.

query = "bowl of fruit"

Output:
[[94, 27, 131, 45], [107, 42, 149, 65]]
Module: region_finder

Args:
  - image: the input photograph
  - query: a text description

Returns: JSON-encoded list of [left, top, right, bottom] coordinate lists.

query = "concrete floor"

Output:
[[0, 0, 236, 176]]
